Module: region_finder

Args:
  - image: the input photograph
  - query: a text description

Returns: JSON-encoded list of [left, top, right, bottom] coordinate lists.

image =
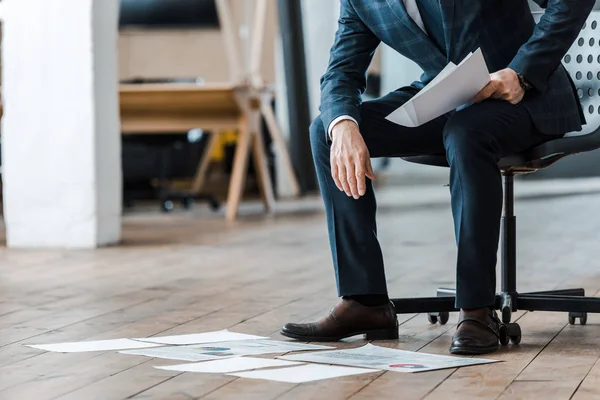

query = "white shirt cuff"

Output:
[[327, 115, 359, 140]]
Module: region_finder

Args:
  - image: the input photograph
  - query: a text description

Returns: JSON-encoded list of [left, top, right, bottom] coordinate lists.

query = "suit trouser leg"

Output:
[[442, 100, 548, 308], [311, 91, 550, 307], [310, 91, 448, 297]]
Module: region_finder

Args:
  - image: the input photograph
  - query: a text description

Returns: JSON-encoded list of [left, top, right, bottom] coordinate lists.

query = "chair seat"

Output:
[[402, 129, 600, 170]]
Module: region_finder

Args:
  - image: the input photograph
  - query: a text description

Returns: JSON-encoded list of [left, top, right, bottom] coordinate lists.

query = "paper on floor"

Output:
[[385, 48, 490, 127], [133, 329, 268, 346], [120, 346, 232, 362], [279, 343, 500, 373], [25, 338, 163, 353], [121, 339, 334, 362], [230, 364, 379, 383], [155, 357, 303, 374]]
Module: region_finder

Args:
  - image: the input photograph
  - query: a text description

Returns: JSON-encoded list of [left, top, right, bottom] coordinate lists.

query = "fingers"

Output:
[[346, 162, 360, 199], [365, 158, 376, 182], [472, 81, 495, 104], [355, 159, 366, 198], [338, 163, 352, 197], [331, 159, 343, 192], [329, 129, 373, 199], [472, 70, 526, 106], [331, 154, 373, 199]]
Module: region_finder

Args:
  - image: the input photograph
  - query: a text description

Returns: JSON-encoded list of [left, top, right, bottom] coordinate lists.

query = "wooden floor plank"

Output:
[[273, 314, 459, 400], [497, 295, 600, 399], [0, 297, 286, 399], [348, 315, 462, 400], [421, 311, 563, 400], [498, 381, 582, 400], [53, 295, 337, 399], [571, 354, 600, 400], [0, 189, 598, 399]]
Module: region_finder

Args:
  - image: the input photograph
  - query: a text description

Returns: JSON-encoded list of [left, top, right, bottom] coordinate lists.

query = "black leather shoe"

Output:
[[449, 308, 501, 355], [281, 299, 399, 342]]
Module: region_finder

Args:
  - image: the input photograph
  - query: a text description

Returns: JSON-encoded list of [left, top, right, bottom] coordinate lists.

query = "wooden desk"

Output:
[[120, 83, 275, 221], [120, 83, 241, 134], [0, 83, 286, 221]]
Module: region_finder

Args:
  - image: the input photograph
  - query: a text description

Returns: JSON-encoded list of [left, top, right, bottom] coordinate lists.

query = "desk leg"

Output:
[[261, 102, 301, 197], [191, 133, 220, 194], [226, 115, 252, 221], [251, 111, 275, 213]]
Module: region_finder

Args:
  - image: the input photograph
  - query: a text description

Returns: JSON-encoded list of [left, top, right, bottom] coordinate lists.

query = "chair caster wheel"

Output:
[[439, 312, 449, 325], [568, 312, 587, 325], [427, 314, 437, 324], [182, 198, 194, 210], [209, 198, 221, 211], [161, 200, 174, 213], [505, 323, 522, 345], [499, 324, 509, 346], [427, 312, 449, 325]]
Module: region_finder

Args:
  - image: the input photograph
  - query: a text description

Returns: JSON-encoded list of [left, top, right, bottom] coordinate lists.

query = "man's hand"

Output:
[[472, 68, 525, 105], [330, 120, 375, 199]]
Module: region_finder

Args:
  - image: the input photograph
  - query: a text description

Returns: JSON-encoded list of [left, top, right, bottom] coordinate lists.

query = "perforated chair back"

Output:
[[404, 8, 600, 171], [542, 9, 600, 136]]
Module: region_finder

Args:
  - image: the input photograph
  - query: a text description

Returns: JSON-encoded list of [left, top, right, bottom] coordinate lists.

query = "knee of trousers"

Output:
[[442, 117, 499, 164]]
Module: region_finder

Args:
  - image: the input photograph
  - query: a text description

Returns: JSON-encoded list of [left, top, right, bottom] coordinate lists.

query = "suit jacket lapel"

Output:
[[386, 0, 430, 44], [385, 0, 447, 63], [440, 0, 455, 62]]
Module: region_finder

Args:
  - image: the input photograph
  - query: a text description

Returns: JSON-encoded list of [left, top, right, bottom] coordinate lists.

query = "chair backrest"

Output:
[[534, 7, 600, 136]]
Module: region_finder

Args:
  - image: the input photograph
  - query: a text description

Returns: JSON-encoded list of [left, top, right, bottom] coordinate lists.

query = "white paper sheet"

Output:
[[25, 338, 163, 353], [279, 343, 500, 373], [197, 339, 335, 355], [155, 357, 303, 374], [120, 347, 232, 362], [120, 339, 334, 362], [230, 364, 379, 383], [133, 329, 268, 346], [386, 48, 490, 127]]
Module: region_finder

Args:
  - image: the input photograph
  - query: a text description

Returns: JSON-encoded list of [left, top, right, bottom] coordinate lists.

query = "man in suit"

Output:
[[280, 0, 594, 354]]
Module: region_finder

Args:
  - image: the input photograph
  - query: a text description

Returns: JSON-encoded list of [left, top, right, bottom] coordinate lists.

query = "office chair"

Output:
[[391, 8, 600, 345]]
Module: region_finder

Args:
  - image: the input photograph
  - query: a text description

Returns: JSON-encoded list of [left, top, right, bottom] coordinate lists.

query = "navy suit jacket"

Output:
[[320, 0, 595, 138]]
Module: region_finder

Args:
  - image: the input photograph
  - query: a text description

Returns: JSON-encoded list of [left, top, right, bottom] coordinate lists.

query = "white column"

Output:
[[1, 0, 122, 248]]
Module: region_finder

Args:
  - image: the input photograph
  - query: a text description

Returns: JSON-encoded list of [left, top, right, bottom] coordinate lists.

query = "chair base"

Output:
[[391, 288, 600, 344]]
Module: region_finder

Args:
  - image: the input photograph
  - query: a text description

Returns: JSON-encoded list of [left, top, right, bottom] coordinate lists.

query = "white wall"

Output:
[[1, 0, 122, 248]]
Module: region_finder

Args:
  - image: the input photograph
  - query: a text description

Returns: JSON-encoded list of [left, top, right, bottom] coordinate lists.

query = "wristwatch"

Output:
[[517, 73, 532, 91]]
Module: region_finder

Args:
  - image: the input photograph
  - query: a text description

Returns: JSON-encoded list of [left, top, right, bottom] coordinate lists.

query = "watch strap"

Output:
[[517, 73, 532, 91]]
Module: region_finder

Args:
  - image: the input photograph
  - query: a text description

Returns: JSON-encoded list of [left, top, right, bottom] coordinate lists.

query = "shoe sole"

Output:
[[280, 327, 399, 342], [448, 345, 499, 355]]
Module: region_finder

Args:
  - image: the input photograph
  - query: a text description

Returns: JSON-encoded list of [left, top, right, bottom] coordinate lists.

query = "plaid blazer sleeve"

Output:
[[319, 0, 380, 139], [508, 0, 595, 93]]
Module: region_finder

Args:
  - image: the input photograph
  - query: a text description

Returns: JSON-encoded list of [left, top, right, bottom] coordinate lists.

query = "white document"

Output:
[[386, 48, 490, 127], [120, 339, 334, 362], [155, 357, 303, 374], [25, 338, 163, 353], [230, 364, 379, 383], [120, 347, 232, 362], [279, 343, 500, 373], [133, 329, 268, 346], [199, 339, 334, 355]]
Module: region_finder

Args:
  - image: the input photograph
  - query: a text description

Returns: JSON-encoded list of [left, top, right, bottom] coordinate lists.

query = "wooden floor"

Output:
[[2, 183, 600, 400]]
